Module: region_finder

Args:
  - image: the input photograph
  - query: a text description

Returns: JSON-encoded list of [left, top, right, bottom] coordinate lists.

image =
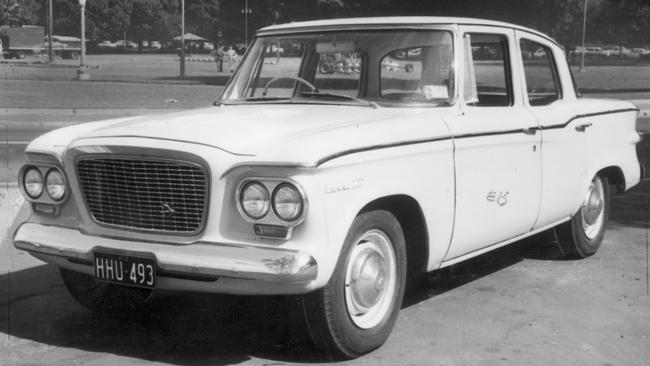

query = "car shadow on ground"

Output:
[[1, 263, 326, 365], [1, 233, 571, 365], [402, 230, 570, 309], [0, 237, 561, 365]]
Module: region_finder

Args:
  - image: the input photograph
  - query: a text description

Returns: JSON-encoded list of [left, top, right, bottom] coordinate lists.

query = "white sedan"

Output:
[[14, 17, 643, 358]]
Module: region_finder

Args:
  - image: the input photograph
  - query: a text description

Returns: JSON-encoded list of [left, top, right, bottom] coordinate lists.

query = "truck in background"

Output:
[[1, 25, 80, 60]]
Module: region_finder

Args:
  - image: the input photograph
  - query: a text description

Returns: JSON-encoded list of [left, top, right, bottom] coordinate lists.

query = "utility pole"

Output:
[[77, 0, 89, 80], [242, 0, 252, 46], [48, 0, 53, 63], [580, 0, 589, 72], [180, 0, 185, 78]]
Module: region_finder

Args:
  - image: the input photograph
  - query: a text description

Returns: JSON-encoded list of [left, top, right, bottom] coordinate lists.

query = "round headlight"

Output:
[[23, 167, 43, 199], [45, 168, 66, 201], [240, 181, 270, 219], [272, 183, 303, 222]]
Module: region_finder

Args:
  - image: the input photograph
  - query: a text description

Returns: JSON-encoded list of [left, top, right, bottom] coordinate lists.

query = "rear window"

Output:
[[520, 39, 562, 106]]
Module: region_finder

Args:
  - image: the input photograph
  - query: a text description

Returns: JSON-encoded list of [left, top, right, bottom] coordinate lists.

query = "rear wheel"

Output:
[[555, 175, 610, 258], [60, 268, 151, 315], [302, 210, 406, 359]]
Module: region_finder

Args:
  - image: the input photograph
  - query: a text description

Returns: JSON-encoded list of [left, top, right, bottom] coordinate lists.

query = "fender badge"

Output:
[[325, 178, 365, 194], [487, 191, 509, 206]]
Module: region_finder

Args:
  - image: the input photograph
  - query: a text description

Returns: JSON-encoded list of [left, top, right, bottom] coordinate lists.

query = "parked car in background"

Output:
[[630, 47, 650, 59], [573, 45, 601, 57], [116, 40, 137, 49], [97, 40, 117, 49], [13, 17, 643, 359], [601, 45, 631, 58], [533, 47, 546, 58]]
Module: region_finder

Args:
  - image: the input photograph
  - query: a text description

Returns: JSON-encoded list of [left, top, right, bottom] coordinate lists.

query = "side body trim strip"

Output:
[[315, 108, 637, 167]]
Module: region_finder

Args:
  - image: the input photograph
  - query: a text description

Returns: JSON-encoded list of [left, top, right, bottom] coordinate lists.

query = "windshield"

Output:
[[220, 29, 455, 107]]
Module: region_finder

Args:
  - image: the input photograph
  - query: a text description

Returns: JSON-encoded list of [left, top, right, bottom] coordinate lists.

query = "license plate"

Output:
[[93, 251, 156, 289]]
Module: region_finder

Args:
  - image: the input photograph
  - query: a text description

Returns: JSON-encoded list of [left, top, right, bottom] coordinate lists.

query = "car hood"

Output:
[[30, 104, 454, 166]]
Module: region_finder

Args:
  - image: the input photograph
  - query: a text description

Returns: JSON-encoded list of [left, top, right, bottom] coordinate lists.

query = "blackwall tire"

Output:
[[555, 175, 610, 258], [302, 210, 406, 359], [60, 268, 151, 315]]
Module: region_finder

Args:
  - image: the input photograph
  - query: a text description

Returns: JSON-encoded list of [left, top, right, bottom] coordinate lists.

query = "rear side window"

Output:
[[463, 33, 513, 107], [520, 40, 562, 106]]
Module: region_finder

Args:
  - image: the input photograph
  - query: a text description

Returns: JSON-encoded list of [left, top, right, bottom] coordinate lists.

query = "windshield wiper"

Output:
[[299, 92, 379, 108], [244, 96, 292, 102], [219, 96, 293, 105]]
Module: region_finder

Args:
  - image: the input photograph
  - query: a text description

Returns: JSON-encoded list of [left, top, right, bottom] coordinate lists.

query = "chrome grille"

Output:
[[76, 158, 208, 234]]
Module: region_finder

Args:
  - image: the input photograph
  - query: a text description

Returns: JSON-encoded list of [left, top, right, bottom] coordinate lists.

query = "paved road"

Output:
[[1, 79, 223, 109]]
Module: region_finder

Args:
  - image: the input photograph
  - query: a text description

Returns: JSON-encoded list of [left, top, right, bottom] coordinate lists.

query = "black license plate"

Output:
[[93, 251, 156, 289]]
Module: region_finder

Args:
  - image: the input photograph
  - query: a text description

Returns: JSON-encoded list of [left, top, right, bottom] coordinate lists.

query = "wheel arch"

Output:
[[358, 194, 429, 278], [596, 165, 625, 193]]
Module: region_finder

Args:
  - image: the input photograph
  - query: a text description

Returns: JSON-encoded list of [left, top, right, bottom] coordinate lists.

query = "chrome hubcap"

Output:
[[345, 230, 396, 329], [581, 178, 605, 239]]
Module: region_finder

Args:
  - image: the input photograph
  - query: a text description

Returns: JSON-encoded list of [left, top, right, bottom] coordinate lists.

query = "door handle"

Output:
[[575, 123, 593, 132], [522, 127, 538, 135]]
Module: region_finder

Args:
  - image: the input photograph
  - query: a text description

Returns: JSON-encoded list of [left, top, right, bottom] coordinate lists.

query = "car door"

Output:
[[443, 26, 542, 262], [515, 31, 587, 229]]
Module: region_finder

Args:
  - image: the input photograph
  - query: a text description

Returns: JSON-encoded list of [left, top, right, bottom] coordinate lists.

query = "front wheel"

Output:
[[302, 210, 406, 359], [555, 175, 610, 258]]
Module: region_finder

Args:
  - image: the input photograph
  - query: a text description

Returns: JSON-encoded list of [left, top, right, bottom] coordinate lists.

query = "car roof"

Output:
[[258, 16, 559, 46]]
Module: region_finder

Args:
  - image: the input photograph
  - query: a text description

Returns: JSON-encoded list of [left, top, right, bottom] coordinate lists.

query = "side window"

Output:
[[520, 39, 562, 106], [463, 33, 512, 107]]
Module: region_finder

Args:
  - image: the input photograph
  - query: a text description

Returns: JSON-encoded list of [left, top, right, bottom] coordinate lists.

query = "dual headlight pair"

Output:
[[239, 180, 304, 222], [22, 166, 67, 201]]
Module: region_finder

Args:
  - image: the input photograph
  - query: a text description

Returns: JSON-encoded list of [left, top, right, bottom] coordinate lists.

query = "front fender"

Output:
[[313, 139, 455, 282]]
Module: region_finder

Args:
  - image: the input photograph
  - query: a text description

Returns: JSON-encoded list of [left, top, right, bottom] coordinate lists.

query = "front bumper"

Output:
[[13, 222, 318, 295]]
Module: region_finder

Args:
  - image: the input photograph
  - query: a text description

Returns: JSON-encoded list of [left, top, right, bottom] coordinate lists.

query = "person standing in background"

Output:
[[215, 45, 225, 72], [226, 46, 238, 72]]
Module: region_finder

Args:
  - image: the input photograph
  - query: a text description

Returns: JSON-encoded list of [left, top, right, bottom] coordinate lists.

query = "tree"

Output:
[[185, 0, 220, 40], [88, 0, 133, 41], [128, 0, 164, 46], [46, 0, 132, 41], [592, 0, 650, 47], [0, 0, 41, 27]]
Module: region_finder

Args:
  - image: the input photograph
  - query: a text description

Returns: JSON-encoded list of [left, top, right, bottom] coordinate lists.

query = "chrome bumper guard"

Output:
[[13, 223, 318, 284]]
